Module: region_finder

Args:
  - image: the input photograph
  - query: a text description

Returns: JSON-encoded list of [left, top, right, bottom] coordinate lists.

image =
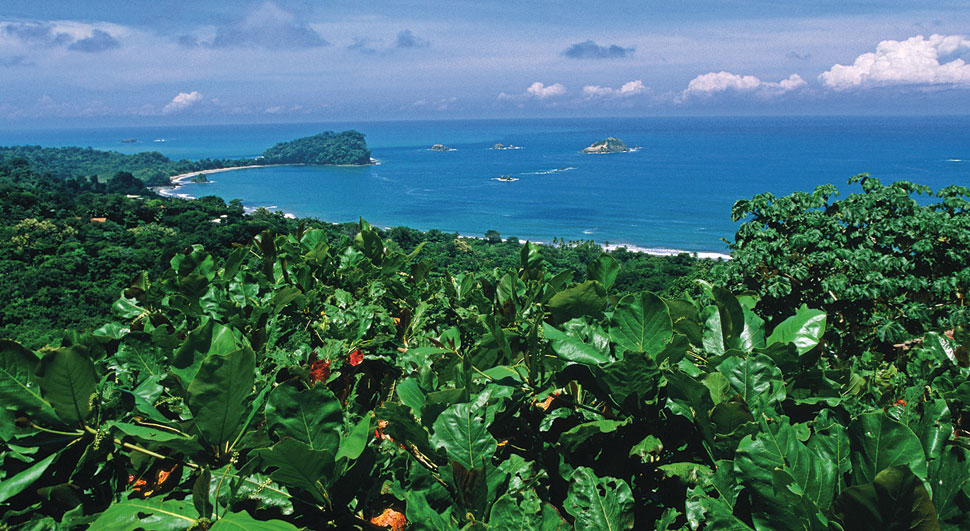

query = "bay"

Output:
[[2, 116, 969, 254]]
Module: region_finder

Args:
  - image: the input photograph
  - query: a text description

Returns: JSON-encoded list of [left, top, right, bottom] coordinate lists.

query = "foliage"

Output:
[[261, 131, 371, 166], [716, 174, 970, 356], [0, 155, 710, 349], [2, 218, 967, 529]]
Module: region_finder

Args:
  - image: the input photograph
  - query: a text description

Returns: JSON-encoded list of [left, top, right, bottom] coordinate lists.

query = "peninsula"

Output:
[[581, 137, 631, 153]]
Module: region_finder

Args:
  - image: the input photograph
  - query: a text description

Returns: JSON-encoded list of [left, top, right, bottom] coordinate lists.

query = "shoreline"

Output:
[[157, 164, 731, 261]]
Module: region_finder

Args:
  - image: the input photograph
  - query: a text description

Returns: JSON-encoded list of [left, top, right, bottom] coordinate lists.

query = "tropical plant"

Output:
[[2, 220, 967, 529]]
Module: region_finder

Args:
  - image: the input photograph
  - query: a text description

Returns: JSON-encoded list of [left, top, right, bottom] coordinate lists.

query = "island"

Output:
[[261, 130, 371, 165], [581, 137, 631, 154], [492, 143, 521, 150], [430, 144, 455, 151]]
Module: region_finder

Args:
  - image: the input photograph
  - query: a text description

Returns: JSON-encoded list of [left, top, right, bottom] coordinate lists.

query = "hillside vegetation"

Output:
[[0, 149, 969, 529]]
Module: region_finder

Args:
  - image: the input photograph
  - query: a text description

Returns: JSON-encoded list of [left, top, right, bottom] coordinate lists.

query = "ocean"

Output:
[[3, 116, 969, 255]]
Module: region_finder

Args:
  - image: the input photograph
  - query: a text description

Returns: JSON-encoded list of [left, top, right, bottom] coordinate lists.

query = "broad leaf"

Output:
[[715, 353, 785, 416], [187, 347, 255, 448], [0, 451, 58, 503], [89, 498, 199, 530], [548, 281, 608, 324], [210, 510, 300, 530], [265, 384, 341, 451], [735, 417, 837, 525], [253, 438, 334, 505], [0, 340, 51, 416], [430, 402, 496, 471], [587, 254, 620, 291], [564, 466, 634, 530], [767, 305, 826, 355], [848, 413, 927, 485], [543, 323, 611, 366], [36, 347, 97, 424], [609, 292, 672, 356], [831, 465, 939, 531]]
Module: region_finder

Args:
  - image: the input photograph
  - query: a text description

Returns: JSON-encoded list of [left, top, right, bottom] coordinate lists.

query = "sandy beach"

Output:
[[158, 164, 299, 198]]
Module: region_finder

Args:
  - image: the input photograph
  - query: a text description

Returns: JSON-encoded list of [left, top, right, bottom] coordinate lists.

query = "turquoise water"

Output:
[[3, 116, 969, 253]]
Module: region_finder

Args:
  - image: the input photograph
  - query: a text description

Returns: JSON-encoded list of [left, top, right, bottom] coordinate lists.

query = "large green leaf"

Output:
[[0, 340, 51, 416], [36, 347, 97, 424], [609, 292, 672, 356], [0, 451, 58, 503], [490, 489, 568, 530], [253, 438, 334, 505], [89, 498, 199, 530], [766, 305, 826, 355], [406, 489, 459, 531], [187, 347, 255, 448], [712, 287, 745, 350], [264, 384, 341, 451], [831, 465, 939, 531], [564, 466, 634, 530], [848, 413, 927, 485], [927, 446, 970, 525], [587, 254, 620, 291], [543, 323, 611, 366], [715, 353, 785, 417], [595, 353, 661, 412], [210, 510, 300, 530], [430, 402, 496, 471], [735, 417, 837, 526], [172, 321, 243, 383], [548, 281, 608, 324]]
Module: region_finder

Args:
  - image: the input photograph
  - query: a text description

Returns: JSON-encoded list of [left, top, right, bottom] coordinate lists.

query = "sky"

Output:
[[3, 1, 970, 126]]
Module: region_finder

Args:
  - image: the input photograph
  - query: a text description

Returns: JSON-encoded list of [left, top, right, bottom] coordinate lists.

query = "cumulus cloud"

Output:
[[499, 82, 567, 102], [395, 30, 429, 49], [679, 71, 806, 101], [562, 40, 634, 59], [819, 34, 970, 90], [162, 91, 203, 114], [526, 82, 566, 98], [208, 2, 328, 50], [583, 80, 646, 98], [68, 29, 120, 53]]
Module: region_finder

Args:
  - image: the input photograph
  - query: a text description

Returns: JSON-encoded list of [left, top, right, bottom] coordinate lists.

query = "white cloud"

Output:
[[526, 81, 566, 99], [819, 34, 970, 90], [678, 71, 805, 101], [162, 91, 203, 114], [499, 82, 567, 102], [583, 79, 645, 98]]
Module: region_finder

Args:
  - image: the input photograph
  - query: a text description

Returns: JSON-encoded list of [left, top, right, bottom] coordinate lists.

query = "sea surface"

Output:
[[3, 116, 970, 255]]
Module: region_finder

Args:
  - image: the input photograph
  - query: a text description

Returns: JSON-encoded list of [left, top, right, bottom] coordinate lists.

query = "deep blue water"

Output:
[[3, 116, 969, 253]]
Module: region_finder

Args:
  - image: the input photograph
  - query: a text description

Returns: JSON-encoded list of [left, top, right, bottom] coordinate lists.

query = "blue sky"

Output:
[[2, 1, 970, 125]]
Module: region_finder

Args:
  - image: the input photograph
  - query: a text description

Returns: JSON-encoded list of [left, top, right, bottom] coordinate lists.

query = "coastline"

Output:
[[157, 164, 731, 261]]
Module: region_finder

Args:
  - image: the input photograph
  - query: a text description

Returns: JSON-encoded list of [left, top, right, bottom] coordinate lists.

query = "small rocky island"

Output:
[[581, 137, 631, 154], [430, 144, 455, 151], [492, 143, 521, 150]]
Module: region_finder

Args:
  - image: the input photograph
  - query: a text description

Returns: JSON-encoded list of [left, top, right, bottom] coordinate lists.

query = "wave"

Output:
[[529, 167, 577, 175]]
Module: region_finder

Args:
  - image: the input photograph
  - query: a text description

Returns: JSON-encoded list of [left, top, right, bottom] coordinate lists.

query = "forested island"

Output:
[[0, 142, 969, 530], [261, 130, 371, 165]]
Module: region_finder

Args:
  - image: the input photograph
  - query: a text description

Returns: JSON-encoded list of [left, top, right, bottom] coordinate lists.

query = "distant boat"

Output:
[[495, 175, 519, 182], [153, 138, 166, 143], [120, 138, 137, 143]]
